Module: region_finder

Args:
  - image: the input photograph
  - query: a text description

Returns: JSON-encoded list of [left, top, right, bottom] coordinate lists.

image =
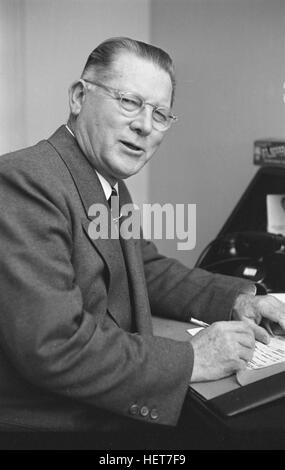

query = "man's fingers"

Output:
[[275, 315, 285, 333], [259, 296, 285, 332], [233, 294, 285, 336], [237, 316, 270, 344], [248, 322, 270, 344], [238, 347, 254, 364], [237, 332, 255, 350]]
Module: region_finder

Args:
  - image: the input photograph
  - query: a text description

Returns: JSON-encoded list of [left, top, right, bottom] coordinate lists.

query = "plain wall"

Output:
[[0, 0, 26, 152], [0, 0, 151, 207], [150, 0, 285, 267]]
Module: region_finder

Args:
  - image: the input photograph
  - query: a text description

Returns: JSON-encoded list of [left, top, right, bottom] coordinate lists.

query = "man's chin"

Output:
[[113, 164, 145, 180]]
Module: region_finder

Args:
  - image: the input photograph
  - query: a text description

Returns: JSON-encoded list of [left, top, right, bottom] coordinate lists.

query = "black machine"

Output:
[[195, 166, 285, 294]]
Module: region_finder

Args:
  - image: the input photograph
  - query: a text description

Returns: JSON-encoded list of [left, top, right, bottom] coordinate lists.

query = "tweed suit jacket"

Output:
[[0, 126, 253, 431]]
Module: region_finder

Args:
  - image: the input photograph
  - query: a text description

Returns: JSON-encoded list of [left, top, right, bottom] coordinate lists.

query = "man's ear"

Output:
[[68, 80, 85, 116]]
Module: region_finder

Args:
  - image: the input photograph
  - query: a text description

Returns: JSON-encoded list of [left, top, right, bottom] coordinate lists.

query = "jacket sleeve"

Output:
[[0, 155, 192, 426], [140, 237, 256, 324]]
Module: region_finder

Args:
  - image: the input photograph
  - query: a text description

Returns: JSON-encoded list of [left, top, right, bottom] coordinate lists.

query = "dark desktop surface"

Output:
[[185, 386, 285, 449]]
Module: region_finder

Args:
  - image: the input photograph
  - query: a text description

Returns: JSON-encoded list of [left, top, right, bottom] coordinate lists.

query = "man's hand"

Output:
[[232, 294, 285, 343], [190, 321, 255, 382]]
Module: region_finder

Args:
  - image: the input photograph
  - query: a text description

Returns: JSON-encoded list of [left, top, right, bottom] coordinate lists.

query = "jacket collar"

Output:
[[47, 125, 108, 216]]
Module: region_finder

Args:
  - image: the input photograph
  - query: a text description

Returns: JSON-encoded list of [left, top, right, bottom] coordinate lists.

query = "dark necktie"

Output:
[[108, 187, 135, 331], [108, 187, 118, 207], [108, 187, 120, 223]]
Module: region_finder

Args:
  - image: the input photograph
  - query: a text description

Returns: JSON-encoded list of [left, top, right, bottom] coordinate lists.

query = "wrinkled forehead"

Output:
[[104, 52, 173, 107]]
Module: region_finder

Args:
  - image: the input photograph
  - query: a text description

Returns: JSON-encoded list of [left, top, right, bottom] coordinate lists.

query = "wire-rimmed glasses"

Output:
[[79, 78, 178, 132]]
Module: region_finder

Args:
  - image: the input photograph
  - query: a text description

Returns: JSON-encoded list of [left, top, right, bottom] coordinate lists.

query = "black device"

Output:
[[195, 166, 285, 293]]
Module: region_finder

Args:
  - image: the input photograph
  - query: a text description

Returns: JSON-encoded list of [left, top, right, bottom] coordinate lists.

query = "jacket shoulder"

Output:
[[0, 138, 58, 167], [0, 137, 72, 186]]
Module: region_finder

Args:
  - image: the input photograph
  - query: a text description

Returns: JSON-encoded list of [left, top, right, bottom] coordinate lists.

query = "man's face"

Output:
[[73, 52, 173, 185]]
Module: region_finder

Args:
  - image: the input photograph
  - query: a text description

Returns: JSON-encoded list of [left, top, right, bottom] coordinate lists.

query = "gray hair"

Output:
[[82, 37, 176, 106]]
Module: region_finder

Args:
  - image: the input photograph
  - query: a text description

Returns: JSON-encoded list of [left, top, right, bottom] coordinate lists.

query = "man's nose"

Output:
[[129, 107, 153, 136]]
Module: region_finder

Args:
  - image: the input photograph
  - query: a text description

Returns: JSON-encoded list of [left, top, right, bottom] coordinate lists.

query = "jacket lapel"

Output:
[[47, 126, 131, 328], [118, 182, 153, 333]]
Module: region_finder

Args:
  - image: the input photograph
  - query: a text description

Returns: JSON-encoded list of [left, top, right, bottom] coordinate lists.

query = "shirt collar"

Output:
[[96, 172, 118, 201], [65, 124, 75, 138]]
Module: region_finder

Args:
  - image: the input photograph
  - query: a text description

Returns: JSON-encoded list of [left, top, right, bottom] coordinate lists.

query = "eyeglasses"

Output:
[[79, 78, 178, 132]]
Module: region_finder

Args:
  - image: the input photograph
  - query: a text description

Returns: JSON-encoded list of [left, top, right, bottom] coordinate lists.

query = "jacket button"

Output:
[[150, 408, 159, 420], [129, 404, 139, 416], [140, 406, 149, 417]]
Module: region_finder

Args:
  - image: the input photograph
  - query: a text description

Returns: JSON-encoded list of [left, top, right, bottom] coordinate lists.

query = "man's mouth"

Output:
[[120, 141, 144, 152]]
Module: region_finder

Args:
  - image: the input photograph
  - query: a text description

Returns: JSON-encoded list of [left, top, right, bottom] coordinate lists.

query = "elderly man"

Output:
[[0, 37, 284, 440]]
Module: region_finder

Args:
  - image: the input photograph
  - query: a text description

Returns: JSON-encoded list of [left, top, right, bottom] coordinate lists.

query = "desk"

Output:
[[153, 316, 285, 450]]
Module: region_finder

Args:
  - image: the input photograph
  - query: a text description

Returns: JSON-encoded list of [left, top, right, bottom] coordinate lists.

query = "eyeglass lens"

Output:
[[119, 93, 171, 129]]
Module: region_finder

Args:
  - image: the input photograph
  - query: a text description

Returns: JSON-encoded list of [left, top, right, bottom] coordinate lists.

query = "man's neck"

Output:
[[65, 120, 118, 190]]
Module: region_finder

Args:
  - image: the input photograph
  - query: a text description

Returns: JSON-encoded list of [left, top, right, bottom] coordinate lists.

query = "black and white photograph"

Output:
[[1, 0, 285, 452]]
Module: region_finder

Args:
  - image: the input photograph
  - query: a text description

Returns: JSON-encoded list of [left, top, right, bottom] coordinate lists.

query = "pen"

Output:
[[190, 318, 209, 328]]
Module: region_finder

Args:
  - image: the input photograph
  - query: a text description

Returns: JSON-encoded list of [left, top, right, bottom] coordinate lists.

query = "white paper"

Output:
[[270, 292, 285, 303], [246, 336, 285, 369], [266, 194, 285, 235]]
